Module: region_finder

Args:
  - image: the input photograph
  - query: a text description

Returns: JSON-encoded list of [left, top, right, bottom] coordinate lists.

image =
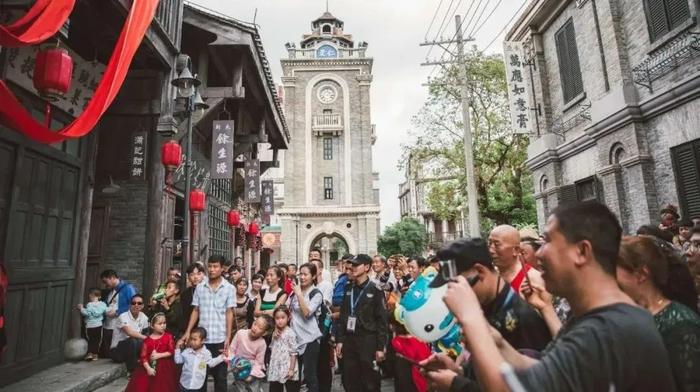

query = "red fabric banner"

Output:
[[0, 0, 75, 47], [0, 0, 160, 144]]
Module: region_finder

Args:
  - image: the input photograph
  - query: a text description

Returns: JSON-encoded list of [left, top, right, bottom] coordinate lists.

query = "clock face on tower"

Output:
[[316, 44, 338, 58]]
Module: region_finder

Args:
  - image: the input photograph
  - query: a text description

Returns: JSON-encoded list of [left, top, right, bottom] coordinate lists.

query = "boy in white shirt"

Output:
[[175, 327, 226, 391]]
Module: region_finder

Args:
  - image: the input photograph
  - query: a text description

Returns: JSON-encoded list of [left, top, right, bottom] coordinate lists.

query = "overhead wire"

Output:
[[424, 0, 446, 40], [466, 0, 505, 39], [425, 0, 458, 59], [481, 0, 528, 52], [425, 0, 481, 80]]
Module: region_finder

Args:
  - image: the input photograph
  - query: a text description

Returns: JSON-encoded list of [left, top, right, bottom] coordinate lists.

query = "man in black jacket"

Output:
[[335, 254, 389, 392], [424, 237, 552, 391]]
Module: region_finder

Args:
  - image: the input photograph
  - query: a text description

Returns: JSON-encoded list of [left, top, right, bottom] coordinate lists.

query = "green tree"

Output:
[[402, 48, 536, 232], [378, 217, 428, 256]]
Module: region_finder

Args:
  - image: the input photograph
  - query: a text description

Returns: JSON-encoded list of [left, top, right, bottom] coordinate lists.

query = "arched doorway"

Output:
[[309, 233, 349, 269]]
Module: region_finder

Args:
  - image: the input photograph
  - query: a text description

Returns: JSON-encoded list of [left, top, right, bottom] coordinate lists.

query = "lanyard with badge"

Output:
[[347, 283, 370, 333]]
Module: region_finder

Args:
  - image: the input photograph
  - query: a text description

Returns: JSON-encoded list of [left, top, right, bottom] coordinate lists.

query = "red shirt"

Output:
[[391, 335, 432, 392], [283, 278, 293, 296]]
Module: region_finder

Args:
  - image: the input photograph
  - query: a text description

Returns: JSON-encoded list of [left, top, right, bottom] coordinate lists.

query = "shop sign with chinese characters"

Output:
[[130, 131, 147, 179], [261, 180, 274, 224], [503, 41, 533, 134], [245, 159, 260, 202], [211, 120, 234, 179]]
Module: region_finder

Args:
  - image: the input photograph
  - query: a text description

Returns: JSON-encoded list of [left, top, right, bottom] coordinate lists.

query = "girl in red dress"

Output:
[[126, 312, 178, 392]]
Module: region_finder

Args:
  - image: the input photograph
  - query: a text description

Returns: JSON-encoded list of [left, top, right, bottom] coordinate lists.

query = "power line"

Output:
[[464, 0, 493, 38], [467, 0, 505, 38], [425, 0, 457, 61], [424, 0, 446, 40], [460, 0, 487, 40], [424, 0, 481, 79], [482, 0, 528, 52]]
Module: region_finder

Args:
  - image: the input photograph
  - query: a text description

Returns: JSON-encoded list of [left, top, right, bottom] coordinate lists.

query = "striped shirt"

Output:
[[192, 278, 235, 343]]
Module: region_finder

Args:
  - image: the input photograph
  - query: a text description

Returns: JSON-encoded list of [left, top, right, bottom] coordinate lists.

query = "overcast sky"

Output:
[[197, 0, 525, 230]]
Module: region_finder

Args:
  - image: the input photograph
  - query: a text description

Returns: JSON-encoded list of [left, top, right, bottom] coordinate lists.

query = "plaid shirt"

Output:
[[192, 278, 235, 343]]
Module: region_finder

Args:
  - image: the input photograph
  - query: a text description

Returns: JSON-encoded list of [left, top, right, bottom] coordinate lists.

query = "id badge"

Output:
[[347, 316, 357, 332]]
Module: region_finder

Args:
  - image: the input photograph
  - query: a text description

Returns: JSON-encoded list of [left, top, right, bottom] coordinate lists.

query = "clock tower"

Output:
[[278, 10, 380, 265]]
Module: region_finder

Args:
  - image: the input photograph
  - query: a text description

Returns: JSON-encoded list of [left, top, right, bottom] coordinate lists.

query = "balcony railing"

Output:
[[287, 47, 368, 59], [155, 0, 182, 45], [312, 114, 343, 135], [632, 31, 700, 93], [428, 231, 463, 248]]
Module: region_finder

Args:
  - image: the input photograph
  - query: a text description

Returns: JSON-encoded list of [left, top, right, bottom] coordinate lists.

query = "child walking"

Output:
[[125, 313, 177, 392], [77, 288, 107, 360], [174, 327, 225, 391], [268, 305, 300, 392], [229, 314, 274, 392]]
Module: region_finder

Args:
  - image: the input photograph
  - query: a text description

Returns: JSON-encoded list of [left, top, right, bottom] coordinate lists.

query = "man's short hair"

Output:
[[168, 266, 180, 273], [287, 264, 297, 270], [208, 255, 226, 266], [228, 265, 241, 273], [131, 293, 144, 302], [277, 263, 288, 270], [552, 201, 621, 275], [187, 262, 205, 274], [373, 255, 387, 264], [100, 269, 118, 279]]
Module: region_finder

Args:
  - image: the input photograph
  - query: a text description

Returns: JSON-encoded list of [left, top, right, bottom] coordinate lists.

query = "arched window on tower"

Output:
[[322, 24, 332, 34]]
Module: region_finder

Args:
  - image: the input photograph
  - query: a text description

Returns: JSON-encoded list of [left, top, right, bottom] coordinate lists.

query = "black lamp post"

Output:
[[171, 64, 208, 275]]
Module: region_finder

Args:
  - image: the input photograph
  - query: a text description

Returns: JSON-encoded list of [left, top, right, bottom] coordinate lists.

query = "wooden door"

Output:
[[160, 192, 176, 281], [85, 206, 109, 298]]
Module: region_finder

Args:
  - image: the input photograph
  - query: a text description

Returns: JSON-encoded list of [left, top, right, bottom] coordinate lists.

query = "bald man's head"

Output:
[[488, 225, 521, 270]]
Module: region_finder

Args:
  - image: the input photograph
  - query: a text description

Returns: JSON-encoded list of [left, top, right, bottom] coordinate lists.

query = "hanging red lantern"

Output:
[[189, 189, 206, 212], [227, 210, 241, 227], [161, 140, 182, 170], [33, 46, 73, 101], [248, 222, 259, 236]]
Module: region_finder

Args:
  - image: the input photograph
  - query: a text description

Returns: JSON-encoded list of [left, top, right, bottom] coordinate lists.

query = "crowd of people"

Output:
[[76, 201, 700, 391]]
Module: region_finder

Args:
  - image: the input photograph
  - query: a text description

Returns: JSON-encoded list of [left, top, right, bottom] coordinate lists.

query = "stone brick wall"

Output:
[[93, 180, 149, 292]]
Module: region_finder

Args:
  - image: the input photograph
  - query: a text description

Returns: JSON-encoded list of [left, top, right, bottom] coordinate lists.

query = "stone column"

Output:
[[621, 155, 658, 232], [597, 164, 630, 232]]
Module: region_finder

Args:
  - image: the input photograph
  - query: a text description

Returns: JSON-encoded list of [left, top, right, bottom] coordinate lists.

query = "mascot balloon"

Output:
[[228, 356, 252, 381], [394, 267, 462, 356]]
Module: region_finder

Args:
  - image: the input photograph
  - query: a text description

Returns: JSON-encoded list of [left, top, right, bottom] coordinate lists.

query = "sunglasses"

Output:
[[131, 301, 143, 305]]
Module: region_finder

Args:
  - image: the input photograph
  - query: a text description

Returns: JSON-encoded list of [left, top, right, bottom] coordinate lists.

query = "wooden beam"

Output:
[[202, 87, 244, 99]]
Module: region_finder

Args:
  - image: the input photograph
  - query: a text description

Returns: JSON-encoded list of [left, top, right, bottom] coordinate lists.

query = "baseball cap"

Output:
[[349, 254, 372, 265], [429, 238, 493, 288]]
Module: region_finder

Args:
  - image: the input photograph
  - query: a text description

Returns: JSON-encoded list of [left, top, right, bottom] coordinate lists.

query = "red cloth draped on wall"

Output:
[[0, 0, 159, 144]]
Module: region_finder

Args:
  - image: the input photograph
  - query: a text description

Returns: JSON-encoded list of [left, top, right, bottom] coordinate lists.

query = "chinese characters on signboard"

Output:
[[261, 180, 274, 224], [245, 159, 260, 202], [211, 120, 234, 179], [503, 41, 533, 134], [130, 131, 147, 179]]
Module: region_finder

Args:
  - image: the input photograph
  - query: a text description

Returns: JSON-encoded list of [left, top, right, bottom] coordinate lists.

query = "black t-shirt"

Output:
[[517, 303, 677, 392]]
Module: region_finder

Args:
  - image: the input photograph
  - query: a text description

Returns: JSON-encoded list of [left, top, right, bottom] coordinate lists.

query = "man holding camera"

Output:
[[423, 237, 552, 391]]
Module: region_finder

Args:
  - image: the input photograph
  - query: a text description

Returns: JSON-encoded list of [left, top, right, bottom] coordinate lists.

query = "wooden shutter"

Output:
[[672, 141, 700, 219], [666, 0, 690, 30], [555, 19, 584, 103], [557, 184, 578, 207]]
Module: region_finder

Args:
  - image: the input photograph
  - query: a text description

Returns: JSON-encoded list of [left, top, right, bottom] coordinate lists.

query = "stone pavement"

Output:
[[0, 359, 125, 392]]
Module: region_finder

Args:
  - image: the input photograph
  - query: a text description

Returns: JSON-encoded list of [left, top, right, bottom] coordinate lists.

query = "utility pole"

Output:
[[420, 15, 481, 236]]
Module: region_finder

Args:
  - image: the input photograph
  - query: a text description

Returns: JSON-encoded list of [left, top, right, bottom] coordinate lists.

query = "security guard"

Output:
[[335, 254, 388, 392]]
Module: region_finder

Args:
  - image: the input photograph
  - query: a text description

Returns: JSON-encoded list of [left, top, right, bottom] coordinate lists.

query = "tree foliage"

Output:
[[378, 217, 428, 256], [402, 48, 536, 232]]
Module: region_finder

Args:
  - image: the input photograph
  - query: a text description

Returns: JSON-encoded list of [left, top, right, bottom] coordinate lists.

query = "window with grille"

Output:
[[644, 0, 690, 42], [323, 137, 333, 160], [671, 140, 700, 220], [208, 204, 231, 257], [324, 177, 333, 200], [555, 19, 584, 103], [575, 176, 602, 202]]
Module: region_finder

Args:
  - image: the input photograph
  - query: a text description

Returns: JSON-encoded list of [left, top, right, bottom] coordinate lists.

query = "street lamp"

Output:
[[171, 63, 208, 275]]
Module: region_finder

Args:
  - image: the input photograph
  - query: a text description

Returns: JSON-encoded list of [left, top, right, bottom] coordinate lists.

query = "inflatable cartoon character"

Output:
[[228, 356, 252, 381], [394, 267, 462, 356]]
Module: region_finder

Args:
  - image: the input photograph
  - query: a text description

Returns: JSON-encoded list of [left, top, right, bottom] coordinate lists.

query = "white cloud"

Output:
[[194, 0, 524, 230]]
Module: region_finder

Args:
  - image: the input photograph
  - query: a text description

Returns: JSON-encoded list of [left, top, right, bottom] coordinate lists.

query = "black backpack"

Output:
[[309, 288, 332, 338]]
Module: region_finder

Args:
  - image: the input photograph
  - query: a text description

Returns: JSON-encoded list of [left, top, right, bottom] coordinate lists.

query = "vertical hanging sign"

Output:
[[503, 41, 533, 134], [130, 131, 147, 179], [211, 120, 234, 179], [261, 180, 274, 224], [245, 159, 260, 202]]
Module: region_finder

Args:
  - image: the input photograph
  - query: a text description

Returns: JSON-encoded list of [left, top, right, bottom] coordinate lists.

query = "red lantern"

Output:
[[248, 222, 259, 236], [227, 210, 241, 227], [161, 140, 182, 171], [33, 47, 73, 101], [189, 189, 206, 212]]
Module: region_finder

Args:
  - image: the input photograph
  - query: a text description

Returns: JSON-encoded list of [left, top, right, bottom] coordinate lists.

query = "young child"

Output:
[[267, 305, 299, 392], [77, 288, 108, 360], [174, 327, 225, 391], [125, 313, 177, 392], [391, 314, 432, 392], [229, 314, 274, 392]]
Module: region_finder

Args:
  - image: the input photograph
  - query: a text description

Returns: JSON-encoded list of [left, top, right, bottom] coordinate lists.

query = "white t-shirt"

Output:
[[110, 311, 149, 348], [316, 280, 334, 305], [322, 269, 332, 284]]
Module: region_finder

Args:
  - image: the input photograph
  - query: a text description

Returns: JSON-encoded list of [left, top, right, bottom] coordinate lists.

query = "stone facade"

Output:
[[507, 0, 700, 233], [278, 12, 380, 264]]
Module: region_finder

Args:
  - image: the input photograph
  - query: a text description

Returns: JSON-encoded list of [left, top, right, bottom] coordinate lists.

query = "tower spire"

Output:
[[326, 0, 329, 12]]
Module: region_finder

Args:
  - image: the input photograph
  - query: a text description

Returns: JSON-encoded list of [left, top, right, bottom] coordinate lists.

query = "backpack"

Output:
[[309, 288, 332, 338]]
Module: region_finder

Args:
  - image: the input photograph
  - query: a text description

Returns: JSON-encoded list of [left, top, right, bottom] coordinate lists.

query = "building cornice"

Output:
[[278, 205, 381, 217], [281, 59, 373, 68], [506, 0, 573, 41]]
